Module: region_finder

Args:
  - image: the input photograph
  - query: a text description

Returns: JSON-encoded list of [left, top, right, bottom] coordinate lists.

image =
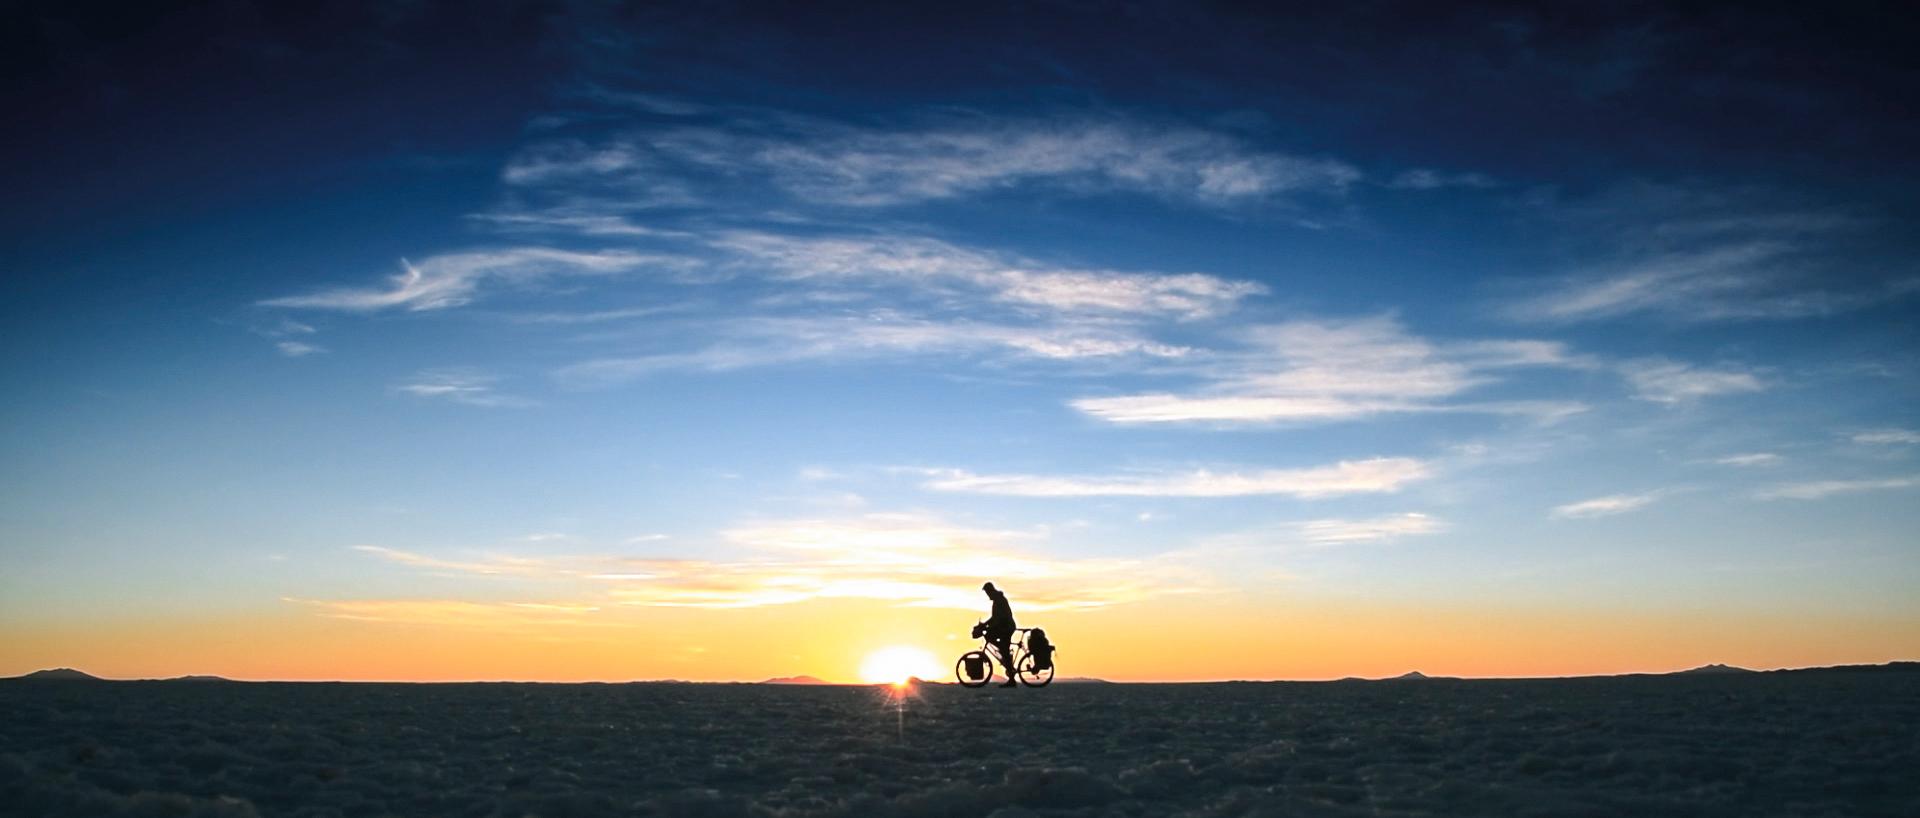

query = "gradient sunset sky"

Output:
[[3, 1, 1917, 683]]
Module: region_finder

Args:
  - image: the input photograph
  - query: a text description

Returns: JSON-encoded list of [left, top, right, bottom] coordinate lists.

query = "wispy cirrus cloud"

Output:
[[396, 369, 535, 407], [1851, 429, 1920, 445], [532, 232, 1264, 387], [1618, 359, 1763, 404], [1509, 242, 1803, 322], [1504, 181, 1911, 324], [1297, 512, 1446, 544], [717, 233, 1265, 319], [504, 113, 1362, 210], [262, 248, 679, 311], [1712, 453, 1780, 466], [276, 341, 326, 357], [1386, 169, 1499, 190], [277, 228, 1264, 390], [350, 545, 559, 575], [553, 313, 1191, 387], [335, 515, 1203, 614], [289, 598, 608, 631], [1754, 477, 1920, 501], [920, 457, 1430, 498], [1551, 491, 1666, 519], [1511, 245, 1913, 324], [1069, 317, 1587, 425], [249, 317, 324, 356], [505, 306, 689, 324]]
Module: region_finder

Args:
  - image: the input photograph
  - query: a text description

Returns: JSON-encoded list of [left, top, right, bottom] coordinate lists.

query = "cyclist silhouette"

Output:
[[977, 582, 1017, 687], [956, 583, 1056, 688]]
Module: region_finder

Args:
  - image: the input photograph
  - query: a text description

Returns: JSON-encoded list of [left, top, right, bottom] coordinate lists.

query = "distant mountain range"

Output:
[[759, 675, 833, 685], [3, 668, 235, 682]]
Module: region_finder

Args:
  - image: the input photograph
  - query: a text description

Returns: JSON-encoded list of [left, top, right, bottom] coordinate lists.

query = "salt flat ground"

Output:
[[3, 672, 1915, 817]]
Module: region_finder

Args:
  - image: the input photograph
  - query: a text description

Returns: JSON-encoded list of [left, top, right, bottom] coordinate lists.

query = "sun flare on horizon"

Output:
[[859, 646, 942, 685]]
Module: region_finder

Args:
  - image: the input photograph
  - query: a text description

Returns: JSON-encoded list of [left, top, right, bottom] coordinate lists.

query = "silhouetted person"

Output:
[[979, 582, 1018, 687]]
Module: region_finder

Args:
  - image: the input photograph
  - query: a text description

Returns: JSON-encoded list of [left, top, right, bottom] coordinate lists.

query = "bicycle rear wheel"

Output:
[[955, 650, 992, 688], [1014, 649, 1054, 687]]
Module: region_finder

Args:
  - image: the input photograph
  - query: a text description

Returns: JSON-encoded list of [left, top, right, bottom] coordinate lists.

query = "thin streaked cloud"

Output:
[[288, 598, 609, 631], [921, 457, 1430, 498], [1619, 359, 1763, 404], [1297, 512, 1446, 544], [262, 248, 679, 312], [504, 113, 1362, 209], [718, 232, 1265, 319], [1851, 429, 1920, 445], [1754, 477, 1920, 501], [1071, 317, 1583, 425], [552, 313, 1189, 387], [1386, 169, 1499, 190], [1551, 491, 1665, 519], [504, 306, 689, 324], [249, 317, 324, 357], [349, 545, 562, 576], [394, 370, 536, 407], [1502, 180, 1909, 324], [1712, 453, 1781, 466], [1509, 242, 1802, 323]]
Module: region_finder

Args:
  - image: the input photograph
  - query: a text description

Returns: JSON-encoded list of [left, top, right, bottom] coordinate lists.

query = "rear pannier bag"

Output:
[[1028, 629, 1054, 670]]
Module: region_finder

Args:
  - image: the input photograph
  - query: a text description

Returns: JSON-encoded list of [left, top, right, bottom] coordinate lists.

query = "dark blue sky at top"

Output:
[[6, 0, 1917, 234], [0, 1, 1904, 402], [0, 0, 1910, 359]]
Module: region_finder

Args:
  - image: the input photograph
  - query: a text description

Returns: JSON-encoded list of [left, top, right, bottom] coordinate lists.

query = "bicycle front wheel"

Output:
[[1014, 649, 1054, 687], [955, 650, 992, 688]]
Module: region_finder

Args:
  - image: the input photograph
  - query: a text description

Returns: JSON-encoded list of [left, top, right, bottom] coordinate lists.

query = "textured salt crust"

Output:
[[3, 673, 1916, 817]]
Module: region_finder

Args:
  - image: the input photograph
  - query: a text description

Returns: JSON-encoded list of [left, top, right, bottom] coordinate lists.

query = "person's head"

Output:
[[981, 581, 996, 596]]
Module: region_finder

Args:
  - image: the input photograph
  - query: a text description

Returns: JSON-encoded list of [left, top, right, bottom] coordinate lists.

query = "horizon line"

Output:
[[11, 660, 1916, 685]]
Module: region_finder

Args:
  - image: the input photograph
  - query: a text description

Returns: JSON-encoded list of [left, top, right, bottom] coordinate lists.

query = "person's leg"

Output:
[[992, 634, 1017, 685]]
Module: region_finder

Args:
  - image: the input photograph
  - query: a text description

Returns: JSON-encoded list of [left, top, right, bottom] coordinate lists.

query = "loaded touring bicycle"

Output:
[[955, 627, 1055, 687]]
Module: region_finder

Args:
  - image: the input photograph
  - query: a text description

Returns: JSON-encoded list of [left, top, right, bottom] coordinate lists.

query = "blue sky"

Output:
[[2, 1, 1917, 679]]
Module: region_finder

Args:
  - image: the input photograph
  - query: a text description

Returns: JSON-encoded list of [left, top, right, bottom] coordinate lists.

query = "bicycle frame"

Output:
[[978, 627, 1032, 666]]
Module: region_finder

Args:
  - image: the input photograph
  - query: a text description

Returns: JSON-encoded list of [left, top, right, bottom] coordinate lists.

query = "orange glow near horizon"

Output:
[[2, 595, 1916, 683]]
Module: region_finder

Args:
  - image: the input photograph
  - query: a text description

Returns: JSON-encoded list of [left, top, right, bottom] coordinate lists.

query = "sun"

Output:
[[859, 645, 942, 685]]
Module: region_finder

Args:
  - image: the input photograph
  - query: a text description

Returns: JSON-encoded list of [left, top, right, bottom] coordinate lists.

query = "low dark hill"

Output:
[[760, 675, 833, 685], [8, 668, 102, 681], [1673, 663, 1754, 674], [1772, 661, 1920, 675]]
